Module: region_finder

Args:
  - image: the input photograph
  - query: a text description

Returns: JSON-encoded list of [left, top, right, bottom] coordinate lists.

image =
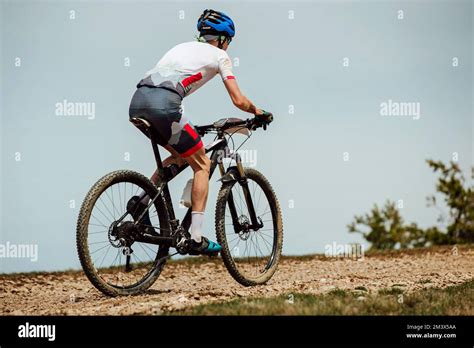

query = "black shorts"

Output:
[[128, 86, 203, 157]]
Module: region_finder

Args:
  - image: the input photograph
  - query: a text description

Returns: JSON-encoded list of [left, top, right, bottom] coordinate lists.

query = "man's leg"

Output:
[[184, 147, 211, 211], [136, 142, 219, 253], [148, 145, 185, 186], [147, 144, 210, 212], [131, 146, 188, 232], [136, 145, 184, 208], [146, 145, 214, 246], [183, 147, 211, 243]]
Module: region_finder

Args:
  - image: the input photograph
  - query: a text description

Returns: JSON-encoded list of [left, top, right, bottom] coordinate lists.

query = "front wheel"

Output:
[[215, 168, 283, 286]]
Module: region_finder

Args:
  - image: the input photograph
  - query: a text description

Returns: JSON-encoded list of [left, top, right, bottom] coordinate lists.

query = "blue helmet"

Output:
[[197, 9, 235, 38]]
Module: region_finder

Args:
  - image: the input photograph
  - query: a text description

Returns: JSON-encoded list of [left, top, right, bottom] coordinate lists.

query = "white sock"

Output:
[[138, 191, 150, 204], [190, 211, 204, 243]]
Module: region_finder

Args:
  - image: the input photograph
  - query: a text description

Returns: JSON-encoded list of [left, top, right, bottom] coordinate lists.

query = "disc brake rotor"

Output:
[[237, 215, 251, 240]]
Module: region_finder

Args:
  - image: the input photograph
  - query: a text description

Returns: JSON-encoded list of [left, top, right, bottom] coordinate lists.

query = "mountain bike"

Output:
[[76, 113, 283, 296]]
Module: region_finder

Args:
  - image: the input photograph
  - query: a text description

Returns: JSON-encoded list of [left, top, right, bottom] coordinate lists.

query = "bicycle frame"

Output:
[[134, 124, 262, 248]]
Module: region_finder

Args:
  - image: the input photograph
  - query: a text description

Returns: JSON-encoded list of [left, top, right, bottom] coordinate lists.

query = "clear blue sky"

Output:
[[1, 0, 472, 272]]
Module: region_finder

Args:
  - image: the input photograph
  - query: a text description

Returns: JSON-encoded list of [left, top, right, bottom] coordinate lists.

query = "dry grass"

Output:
[[176, 280, 474, 315]]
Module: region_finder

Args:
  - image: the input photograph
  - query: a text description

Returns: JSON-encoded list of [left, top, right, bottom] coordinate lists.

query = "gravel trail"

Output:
[[1, 246, 472, 315]]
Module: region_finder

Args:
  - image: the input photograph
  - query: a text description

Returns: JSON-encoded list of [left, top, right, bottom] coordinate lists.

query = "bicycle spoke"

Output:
[[88, 223, 107, 229], [90, 214, 108, 229], [132, 253, 148, 279], [111, 248, 120, 270], [98, 245, 113, 269], [94, 204, 114, 226], [257, 228, 274, 232], [138, 243, 154, 261], [105, 189, 119, 219], [141, 242, 158, 255], [248, 233, 256, 273], [98, 196, 115, 222], [227, 235, 241, 244], [253, 233, 266, 258], [259, 208, 271, 218], [256, 188, 263, 215], [117, 183, 123, 215], [242, 236, 249, 261], [258, 230, 274, 239], [88, 230, 108, 235], [236, 186, 246, 215], [90, 243, 111, 255], [252, 180, 257, 205], [89, 240, 110, 245], [230, 238, 241, 256], [256, 232, 272, 253], [232, 187, 243, 215], [123, 182, 127, 216]]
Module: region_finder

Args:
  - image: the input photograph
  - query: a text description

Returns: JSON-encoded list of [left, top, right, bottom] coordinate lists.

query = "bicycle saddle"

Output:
[[130, 117, 152, 129]]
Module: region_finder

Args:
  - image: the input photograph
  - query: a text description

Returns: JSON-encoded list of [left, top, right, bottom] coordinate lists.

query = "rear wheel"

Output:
[[215, 168, 283, 286], [76, 170, 170, 296]]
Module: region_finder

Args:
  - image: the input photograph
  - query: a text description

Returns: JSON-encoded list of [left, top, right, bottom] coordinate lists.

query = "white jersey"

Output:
[[138, 41, 235, 97]]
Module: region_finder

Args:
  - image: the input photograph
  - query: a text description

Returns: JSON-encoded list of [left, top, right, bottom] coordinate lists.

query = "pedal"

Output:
[[176, 236, 191, 255]]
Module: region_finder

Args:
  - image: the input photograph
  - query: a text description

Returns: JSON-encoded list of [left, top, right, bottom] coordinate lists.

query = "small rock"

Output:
[[152, 307, 163, 315], [320, 285, 336, 292]]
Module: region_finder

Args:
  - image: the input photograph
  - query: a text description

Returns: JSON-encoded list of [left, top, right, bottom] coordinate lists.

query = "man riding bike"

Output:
[[127, 9, 271, 256]]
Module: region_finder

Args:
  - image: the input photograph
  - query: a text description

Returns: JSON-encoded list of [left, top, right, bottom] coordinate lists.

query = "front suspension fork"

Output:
[[223, 161, 262, 231]]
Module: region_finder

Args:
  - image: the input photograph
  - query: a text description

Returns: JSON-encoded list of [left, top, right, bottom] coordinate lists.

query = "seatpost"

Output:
[[148, 128, 164, 171]]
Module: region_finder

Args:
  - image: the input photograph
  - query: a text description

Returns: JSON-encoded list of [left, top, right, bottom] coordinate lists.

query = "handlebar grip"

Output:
[[255, 111, 273, 124], [251, 111, 273, 131]]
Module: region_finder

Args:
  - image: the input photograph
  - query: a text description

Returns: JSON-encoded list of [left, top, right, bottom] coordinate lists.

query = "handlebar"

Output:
[[254, 110, 273, 130], [195, 111, 273, 136]]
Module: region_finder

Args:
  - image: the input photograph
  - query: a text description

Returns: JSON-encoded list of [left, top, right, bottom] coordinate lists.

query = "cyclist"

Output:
[[128, 9, 268, 255]]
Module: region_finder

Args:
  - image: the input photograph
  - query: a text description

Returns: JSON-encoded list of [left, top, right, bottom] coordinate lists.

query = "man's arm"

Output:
[[223, 78, 263, 115]]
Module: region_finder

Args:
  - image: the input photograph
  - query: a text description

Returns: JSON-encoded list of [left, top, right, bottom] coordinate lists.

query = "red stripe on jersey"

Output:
[[181, 72, 203, 87], [226, 76, 235, 80], [181, 140, 203, 158], [184, 123, 199, 140]]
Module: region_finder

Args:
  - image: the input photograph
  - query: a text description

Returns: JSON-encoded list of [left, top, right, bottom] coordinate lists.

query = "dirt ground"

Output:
[[1, 246, 473, 315]]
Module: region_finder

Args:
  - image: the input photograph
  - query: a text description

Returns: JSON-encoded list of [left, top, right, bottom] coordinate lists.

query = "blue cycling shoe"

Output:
[[188, 236, 222, 256]]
